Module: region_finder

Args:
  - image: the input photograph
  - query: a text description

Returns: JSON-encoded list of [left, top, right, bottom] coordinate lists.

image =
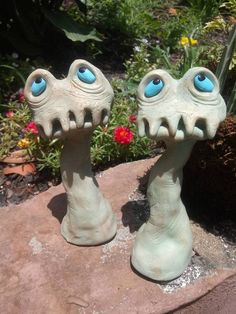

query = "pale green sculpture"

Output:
[[132, 67, 226, 281], [24, 60, 117, 245]]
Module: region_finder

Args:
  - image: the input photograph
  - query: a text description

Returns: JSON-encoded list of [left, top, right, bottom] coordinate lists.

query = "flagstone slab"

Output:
[[0, 157, 235, 314]]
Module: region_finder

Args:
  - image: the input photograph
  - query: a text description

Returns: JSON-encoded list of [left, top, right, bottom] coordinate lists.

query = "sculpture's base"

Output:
[[0, 157, 235, 314], [61, 209, 117, 246], [131, 207, 193, 281]]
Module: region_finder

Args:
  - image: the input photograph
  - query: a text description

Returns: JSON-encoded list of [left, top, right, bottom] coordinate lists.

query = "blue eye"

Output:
[[194, 74, 214, 92], [144, 78, 164, 97], [77, 67, 96, 84], [31, 78, 47, 96]]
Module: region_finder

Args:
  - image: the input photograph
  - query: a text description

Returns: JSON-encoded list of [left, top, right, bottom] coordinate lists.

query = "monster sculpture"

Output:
[[24, 60, 117, 246], [132, 67, 226, 281]]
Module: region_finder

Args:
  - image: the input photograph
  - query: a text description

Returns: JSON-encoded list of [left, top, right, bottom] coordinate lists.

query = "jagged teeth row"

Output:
[[138, 115, 217, 139], [36, 108, 109, 138]]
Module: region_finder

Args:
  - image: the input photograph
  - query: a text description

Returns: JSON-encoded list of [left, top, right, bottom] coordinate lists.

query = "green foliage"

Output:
[[181, 0, 223, 22], [91, 90, 153, 167], [220, 0, 236, 17], [215, 25, 236, 113], [28, 138, 62, 177], [0, 54, 50, 104], [0, 0, 100, 56], [0, 0, 235, 178], [44, 10, 101, 43], [0, 103, 31, 159], [124, 42, 157, 82], [227, 81, 236, 114], [124, 34, 208, 82], [216, 25, 236, 91], [88, 0, 155, 39]]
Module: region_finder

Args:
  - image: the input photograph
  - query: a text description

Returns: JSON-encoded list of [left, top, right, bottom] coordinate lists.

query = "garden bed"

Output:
[[0, 0, 235, 208]]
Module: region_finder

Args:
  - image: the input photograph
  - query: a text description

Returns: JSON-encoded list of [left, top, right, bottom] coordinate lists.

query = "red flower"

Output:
[[18, 88, 25, 103], [24, 121, 39, 135], [113, 126, 134, 144], [128, 114, 137, 123], [5, 111, 14, 118]]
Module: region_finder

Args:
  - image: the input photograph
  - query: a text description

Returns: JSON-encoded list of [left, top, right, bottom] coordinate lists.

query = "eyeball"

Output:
[[77, 67, 96, 84], [194, 73, 214, 92], [31, 77, 47, 96], [144, 78, 164, 97]]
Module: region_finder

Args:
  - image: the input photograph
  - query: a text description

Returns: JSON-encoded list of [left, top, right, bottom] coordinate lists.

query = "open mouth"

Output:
[[142, 115, 213, 141], [37, 108, 109, 138]]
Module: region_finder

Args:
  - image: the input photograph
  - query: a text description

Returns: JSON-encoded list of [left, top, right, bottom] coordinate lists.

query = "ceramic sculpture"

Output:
[[131, 67, 226, 281], [24, 60, 117, 246]]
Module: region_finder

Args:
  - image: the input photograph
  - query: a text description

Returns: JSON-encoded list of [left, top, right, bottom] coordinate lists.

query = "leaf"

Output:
[[44, 10, 101, 42], [0, 65, 26, 84]]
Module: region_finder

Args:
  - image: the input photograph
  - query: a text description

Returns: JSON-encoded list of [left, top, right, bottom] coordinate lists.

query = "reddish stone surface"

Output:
[[0, 157, 235, 314]]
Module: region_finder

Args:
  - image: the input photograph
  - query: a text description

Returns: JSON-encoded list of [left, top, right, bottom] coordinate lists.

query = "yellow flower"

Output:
[[17, 138, 30, 148], [180, 36, 198, 46]]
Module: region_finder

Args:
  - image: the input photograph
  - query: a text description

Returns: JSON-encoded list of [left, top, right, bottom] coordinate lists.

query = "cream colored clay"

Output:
[[132, 67, 226, 281], [24, 60, 117, 245]]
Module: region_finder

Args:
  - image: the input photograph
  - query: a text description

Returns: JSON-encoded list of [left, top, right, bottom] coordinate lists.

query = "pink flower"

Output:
[[24, 121, 38, 135], [18, 88, 25, 103], [5, 111, 14, 118], [113, 126, 134, 144], [128, 114, 137, 123]]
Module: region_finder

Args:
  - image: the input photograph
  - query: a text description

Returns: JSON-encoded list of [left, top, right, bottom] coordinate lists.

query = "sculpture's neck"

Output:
[[60, 130, 95, 210], [147, 140, 196, 226], [61, 131, 92, 177]]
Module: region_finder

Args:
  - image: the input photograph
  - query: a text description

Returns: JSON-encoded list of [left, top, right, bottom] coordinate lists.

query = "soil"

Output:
[[0, 168, 61, 207], [183, 115, 236, 242]]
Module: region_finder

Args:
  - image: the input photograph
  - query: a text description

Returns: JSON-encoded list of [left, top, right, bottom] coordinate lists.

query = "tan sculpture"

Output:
[[24, 60, 117, 245], [132, 67, 226, 281]]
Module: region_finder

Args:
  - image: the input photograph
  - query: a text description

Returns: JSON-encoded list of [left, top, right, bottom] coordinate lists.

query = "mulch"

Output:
[[0, 169, 61, 207]]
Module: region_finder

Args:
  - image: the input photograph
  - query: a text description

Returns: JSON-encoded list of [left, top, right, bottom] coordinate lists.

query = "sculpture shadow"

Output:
[[47, 193, 67, 223], [121, 168, 151, 233], [121, 199, 150, 233]]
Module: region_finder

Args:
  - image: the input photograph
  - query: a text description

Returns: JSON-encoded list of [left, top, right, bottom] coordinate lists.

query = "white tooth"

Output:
[[102, 115, 109, 125], [75, 111, 84, 128], [182, 115, 196, 135], [192, 127, 204, 139], [42, 122, 52, 138], [149, 119, 161, 137], [167, 114, 181, 136], [59, 117, 70, 132], [174, 130, 185, 141], [84, 122, 93, 128], [101, 108, 109, 125], [206, 121, 217, 139], [69, 120, 77, 129], [53, 130, 63, 138], [157, 126, 169, 138], [137, 119, 146, 137]]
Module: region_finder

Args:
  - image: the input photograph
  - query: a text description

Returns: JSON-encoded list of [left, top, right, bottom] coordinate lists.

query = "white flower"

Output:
[[141, 38, 148, 44]]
